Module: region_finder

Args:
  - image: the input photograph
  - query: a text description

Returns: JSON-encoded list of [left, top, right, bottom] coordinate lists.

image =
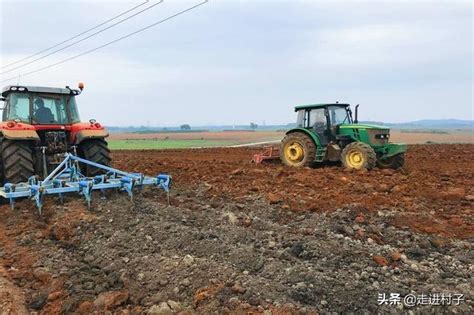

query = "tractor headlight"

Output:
[[375, 134, 390, 139]]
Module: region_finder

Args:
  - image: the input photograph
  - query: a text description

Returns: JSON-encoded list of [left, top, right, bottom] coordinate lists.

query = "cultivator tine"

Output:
[[79, 180, 94, 210], [53, 179, 64, 205], [0, 153, 173, 214], [120, 176, 136, 202], [156, 174, 172, 206], [9, 199, 15, 211], [4, 183, 16, 210]]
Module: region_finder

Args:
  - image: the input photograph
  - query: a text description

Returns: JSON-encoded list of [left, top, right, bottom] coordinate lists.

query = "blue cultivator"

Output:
[[0, 153, 171, 215]]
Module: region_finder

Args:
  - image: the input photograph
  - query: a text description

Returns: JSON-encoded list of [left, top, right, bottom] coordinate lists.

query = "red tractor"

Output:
[[0, 83, 111, 184]]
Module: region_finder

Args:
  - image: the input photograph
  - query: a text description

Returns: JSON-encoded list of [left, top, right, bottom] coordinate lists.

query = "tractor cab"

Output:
[[295, 103, 353, 145], [2, 86, 81, 125]]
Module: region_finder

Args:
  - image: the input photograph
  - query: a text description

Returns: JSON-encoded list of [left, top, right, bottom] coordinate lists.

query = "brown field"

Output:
[[0, 144, 472, 313], [109, 130, 473, 145], [109, 130, 283, 143]]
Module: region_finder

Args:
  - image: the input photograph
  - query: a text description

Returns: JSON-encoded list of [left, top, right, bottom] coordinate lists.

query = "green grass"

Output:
[[108, 139, 235, 150], [133, 129, 209, 134]]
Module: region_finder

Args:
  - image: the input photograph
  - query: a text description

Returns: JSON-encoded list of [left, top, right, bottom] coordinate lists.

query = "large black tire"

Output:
[[280, 132, 317, 167], [1, 139, 35, 184], [341, 142, 376, 170], [78, 139, 112, 177], [377, 153, 405, 169]]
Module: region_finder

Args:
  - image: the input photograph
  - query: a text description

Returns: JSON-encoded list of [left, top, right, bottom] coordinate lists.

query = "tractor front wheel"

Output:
[[78, 139, 112, 177], [280, 132, 316, 167], [341, 142, 376, 170], [1, 139, 35, 184], [377, 153, 405, 169]]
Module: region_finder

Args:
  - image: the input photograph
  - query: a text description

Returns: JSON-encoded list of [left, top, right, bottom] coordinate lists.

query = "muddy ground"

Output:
[[0, 144, 472, 314]]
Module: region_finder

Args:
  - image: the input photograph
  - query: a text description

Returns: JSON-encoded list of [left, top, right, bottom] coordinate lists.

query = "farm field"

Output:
[[108, 130, 473, 149], [107, 139, 235, 150], [0, 143, 472, 313]]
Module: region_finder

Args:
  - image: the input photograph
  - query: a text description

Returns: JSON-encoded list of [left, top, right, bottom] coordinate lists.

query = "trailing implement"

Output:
[[279, 103, 406, 170], [0, 153, 172, 215]]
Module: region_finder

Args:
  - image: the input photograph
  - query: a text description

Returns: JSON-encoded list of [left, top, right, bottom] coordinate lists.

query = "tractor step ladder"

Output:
[[0, 153, 172, 216], [315, 147, 327, 162]]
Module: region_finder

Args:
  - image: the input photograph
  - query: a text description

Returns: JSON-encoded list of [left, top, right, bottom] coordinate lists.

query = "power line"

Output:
[[1, 0, 209, 84], [1, 0, 164, 75], [1, 0, 150, 70]]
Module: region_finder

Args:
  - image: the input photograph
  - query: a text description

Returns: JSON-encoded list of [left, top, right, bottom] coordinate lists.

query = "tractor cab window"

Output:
[[4, 93, 30, 122], [328, 106, 351, 126], [32, 94, 68, 124], [309, 108, 327, 132], [68, 96, 80, 123], [296, 110, 305, 127]]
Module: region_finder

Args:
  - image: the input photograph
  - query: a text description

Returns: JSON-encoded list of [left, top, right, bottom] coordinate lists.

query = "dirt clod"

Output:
[[390, 251, 402, 261], [372, 255, 389, 266], [93, 291, 129, 310]]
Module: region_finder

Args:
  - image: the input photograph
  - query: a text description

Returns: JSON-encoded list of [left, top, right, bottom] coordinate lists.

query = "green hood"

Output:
[[339, 123, 388, 130]]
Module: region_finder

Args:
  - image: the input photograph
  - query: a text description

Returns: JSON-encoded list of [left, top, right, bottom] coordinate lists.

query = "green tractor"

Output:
[[280, 103, 406, 170]]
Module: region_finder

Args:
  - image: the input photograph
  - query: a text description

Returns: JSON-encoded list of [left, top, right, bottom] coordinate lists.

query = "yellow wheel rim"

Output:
[[284, 141, 305, 164], [346, 150, 365, 168]]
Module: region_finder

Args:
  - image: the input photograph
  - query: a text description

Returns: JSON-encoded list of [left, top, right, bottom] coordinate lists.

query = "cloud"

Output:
[[1, 0, 472, 125]]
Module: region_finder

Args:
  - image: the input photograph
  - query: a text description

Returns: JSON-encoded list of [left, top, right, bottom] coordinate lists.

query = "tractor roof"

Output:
[[1, 85, 79, 97], [294, 103, 350, 111]]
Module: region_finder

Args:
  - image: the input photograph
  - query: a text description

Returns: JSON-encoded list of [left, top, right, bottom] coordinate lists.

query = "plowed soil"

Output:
[[0, 143, 472, 314], [114, 144, 473, 239]]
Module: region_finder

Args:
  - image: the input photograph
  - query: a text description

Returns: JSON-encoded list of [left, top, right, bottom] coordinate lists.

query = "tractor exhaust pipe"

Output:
[[354, 104, 360, 123]]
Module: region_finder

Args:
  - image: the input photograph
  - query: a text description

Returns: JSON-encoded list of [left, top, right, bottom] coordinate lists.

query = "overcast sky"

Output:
[[0, 0, 472, 126]]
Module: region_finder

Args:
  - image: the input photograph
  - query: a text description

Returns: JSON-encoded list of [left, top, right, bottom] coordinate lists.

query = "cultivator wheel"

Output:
[[341, 142, 376, 170], [78, 139, 111, 177], [280, 132, 316, 167], [1, 139, 35, 184], [377, 153, 405, 169]]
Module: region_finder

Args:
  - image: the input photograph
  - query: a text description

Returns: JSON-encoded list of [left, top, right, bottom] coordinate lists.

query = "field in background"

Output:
[[108, 129, 473, 149], [107, 139, 235, 150], [108, 131, 283, 149]]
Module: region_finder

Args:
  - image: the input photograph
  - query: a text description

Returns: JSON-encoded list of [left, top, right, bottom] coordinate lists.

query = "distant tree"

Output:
[[180, 124, 191, 130], [250, 122, 258, 129]]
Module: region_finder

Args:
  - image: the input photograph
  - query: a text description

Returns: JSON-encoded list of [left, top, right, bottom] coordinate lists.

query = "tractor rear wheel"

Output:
[[377, 153, 405, 169], [78, 139, 111, 177], [280, 132, 316, 167], [1, 139, 35, 184], [341, 142, 376, 170]]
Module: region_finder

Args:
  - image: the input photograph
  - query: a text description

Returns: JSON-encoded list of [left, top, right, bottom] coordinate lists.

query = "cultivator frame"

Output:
[[0, 153, 171, 215], [251, 145, 280, 164]]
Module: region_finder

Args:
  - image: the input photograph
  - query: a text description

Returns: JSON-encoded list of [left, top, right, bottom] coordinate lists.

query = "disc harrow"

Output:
[[0, 153, 171, 215]]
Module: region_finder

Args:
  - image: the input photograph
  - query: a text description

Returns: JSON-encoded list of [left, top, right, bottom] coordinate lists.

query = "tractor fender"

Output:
[[1, 129, 40, 141], [74, 129, 109, 144], [0, 122, 40, 141], [285, 128, 322, 148]]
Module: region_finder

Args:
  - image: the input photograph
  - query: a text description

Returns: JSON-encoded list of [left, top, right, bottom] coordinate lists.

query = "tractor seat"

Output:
[[34, 107, 55, 123]]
